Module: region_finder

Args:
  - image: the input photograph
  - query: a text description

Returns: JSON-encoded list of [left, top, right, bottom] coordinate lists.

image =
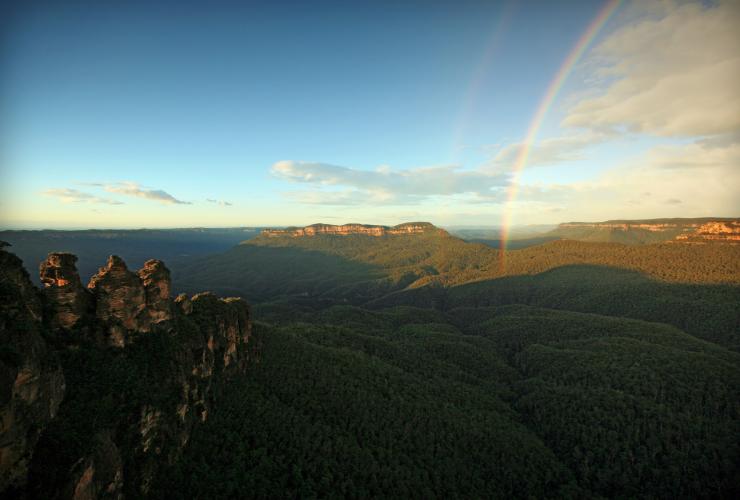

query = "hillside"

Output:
[[152, 304, 740, 498], [0, 246, 258, 497], [547, 217, 740, 245], [172, 222, 740, 307]]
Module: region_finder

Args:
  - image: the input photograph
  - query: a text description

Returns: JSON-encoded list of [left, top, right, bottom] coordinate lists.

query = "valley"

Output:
[[2, 219, 739, 498]]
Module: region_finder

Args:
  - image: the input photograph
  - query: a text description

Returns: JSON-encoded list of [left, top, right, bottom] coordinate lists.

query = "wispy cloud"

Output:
[[484, 132, 610, 171], [272, 160, 508, 205], [104, 182, 191, 205], [206, 198, 233, 206], [564, 1, 740, 137], [42, 188, 123, 205]]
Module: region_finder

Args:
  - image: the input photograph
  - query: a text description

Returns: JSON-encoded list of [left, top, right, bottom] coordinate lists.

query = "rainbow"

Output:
[[497, 0, 621, 272]]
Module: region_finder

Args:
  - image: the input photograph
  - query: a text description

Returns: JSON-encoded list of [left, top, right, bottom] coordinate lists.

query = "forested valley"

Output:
[[150, 227, 740, 498], [3, 224, 739, 498]]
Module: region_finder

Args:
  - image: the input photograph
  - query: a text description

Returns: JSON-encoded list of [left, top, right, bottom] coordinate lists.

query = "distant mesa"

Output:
[[261, 222, 445, 238], [555, 218, 740, 244]]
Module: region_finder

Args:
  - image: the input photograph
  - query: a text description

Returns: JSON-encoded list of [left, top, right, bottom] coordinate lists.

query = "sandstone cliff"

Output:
[[554, 218, 740, 244], [0, 244, 258, 498], [0, 243, 65, 494], [262, 222, 443, 238]]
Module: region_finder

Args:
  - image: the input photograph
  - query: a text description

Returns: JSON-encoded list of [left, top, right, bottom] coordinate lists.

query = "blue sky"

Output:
[[2, 0, 738, 228]]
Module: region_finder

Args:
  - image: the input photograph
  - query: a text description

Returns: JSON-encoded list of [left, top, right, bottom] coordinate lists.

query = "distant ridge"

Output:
[[551, 217, 740, 244], [261, 222, 446, 238]]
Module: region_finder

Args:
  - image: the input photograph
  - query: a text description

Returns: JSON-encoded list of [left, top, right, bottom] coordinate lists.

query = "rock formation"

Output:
[[262, 221, 443, 238], [0, 244, 65, 494], [0, 245, 258, 498], [556, 218, 740, 244], [675, 221, 740, 243], [39, 253, 93, 331], [138, 259, 172, 325], [87, 255, 149, 347]]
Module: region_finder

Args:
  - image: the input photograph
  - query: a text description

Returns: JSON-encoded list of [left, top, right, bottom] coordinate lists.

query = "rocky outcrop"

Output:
[[675, 221, 740, 243], [188, 293, 253, 375], [1, 247, 258, 498], [138, 260, 172, 326], [65, 431, 123, 500], [0, 244, 65, 493], [555, 218, 740, 245], [262, 221, 442, 238], [37, 255, 177, 348], [88, 256, 149, 347], [39, 253, 93, 331], [559, 222, 695, 232]]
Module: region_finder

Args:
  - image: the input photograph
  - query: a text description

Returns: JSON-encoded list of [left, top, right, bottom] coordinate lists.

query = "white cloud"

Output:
[[42, 188, 123, 205], [485, 131, 609, 171], [272, 160, 509, 205], [510, 139, 740, 222], [104, 182, 191, 205], [564, 0, 740, 137]]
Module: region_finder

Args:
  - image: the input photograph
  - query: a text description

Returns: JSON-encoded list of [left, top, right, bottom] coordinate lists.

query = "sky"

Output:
[[1, 0, 738, 229]]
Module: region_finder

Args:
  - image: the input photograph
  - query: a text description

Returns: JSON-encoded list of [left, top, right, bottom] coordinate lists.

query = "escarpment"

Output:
[[262, 221, 444, 238], [0, 244, 258, 498], [556, 218, 740, 244], [0, 243, 65, 495]]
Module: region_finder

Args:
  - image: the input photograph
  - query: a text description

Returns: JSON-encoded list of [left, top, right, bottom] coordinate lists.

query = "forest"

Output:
[[150, 304, 740, 498], [3, 226, 739, 498]]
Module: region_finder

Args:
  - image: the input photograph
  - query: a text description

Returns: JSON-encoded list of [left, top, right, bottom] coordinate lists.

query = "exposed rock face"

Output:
[[39, 253, 93, 330], [88, 255, 148, 347], [675, 221, 740, 243], [0, 248, 258, 498], [86, 256, 174, 347], [0, 245, 65, 493], [262, 221, 442, 237], [558, 218, 740, 243], [66, 431, 123, 500], [559, 222, 693, 232], [138, 259, 172, 325], [189, 293, 253, 374]]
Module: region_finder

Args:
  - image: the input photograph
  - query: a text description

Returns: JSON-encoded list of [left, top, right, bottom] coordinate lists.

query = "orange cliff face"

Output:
[[558, 222, 700, 232], [261, 222, 442, 238], [675, 221, 740, 243]]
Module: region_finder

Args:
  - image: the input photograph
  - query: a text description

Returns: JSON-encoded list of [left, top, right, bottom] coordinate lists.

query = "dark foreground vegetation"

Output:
[[151, 304, 740, 498]]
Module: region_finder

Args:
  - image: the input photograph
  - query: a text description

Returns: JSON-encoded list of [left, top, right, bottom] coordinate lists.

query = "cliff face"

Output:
[[675, 221, 740, 243], [0, 244, 257, 498], [0, 243, 65, 494], [556, 218, 740, 244], [262, 222, 442, 238], [39, 253, 93, 331]]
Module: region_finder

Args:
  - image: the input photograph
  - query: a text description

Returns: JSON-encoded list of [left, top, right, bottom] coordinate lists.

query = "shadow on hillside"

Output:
[[171, 244, 395, 304], [468, 236, 560, 249], [369, 264, 740, 351]]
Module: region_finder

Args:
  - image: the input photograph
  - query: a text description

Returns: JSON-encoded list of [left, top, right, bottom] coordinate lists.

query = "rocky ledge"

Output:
[[262, 221, 443, 238], [0, 245, 257, 497]]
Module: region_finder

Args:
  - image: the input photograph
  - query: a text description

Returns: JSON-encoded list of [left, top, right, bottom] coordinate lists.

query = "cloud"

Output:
[[206, 198, 233, 206], [271, 160, 508, 205], [564, 1, 740, 137], [485, 132, 609, 171], [42, 188, 123, 205], [104, 182, 191, 205], [508, 138, 740, 222]]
